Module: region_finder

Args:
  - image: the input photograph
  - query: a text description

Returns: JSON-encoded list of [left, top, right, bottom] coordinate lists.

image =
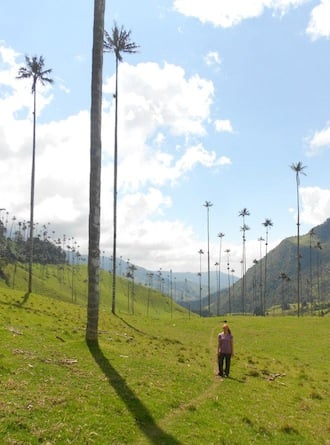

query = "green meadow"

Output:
[[0, 265, 329, 444]]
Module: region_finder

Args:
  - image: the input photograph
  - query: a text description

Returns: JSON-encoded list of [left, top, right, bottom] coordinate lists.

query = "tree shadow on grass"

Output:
[[19, 292, 30, 305], [87, 341, 182, 445]]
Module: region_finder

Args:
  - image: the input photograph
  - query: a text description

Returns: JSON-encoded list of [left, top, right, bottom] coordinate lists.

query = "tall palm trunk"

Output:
[[104, 23, 139, 315], [239, 208, 250, 315], [112, 57, 119, 314], [206, 207, 211, 314], [203, 201, 213, 314], [291, 161, 307, 318], [217, 232, 224, 316], [28, 88, 37, 293], [296, 174, 301, 317], [17, 56, 53, 294], [86, 0, 105, 344], [263, 235, 268, 313], [258, 236, 264, 313], [309, 229, 314, 315], [242, 233, 246, 314]]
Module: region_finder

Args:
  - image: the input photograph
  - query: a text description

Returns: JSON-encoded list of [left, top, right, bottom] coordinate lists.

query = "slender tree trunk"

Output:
[[28, 88, 37, 294], [259, 241, 263, 313], [218, 238, 222, 316], [112, 57, 119, 314], [207, 212, 211, 315], [86, 0, 105, 344], [296, 176, 301, 317], [263, 233, 268, 315], [241, 236, 246, 314], [309, 236, 313, 315]]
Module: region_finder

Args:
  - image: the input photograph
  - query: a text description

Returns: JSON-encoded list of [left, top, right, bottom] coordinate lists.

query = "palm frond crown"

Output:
[[239, 208, 250, 218], [104, 23, 139, 61], [17, 55, 53, 93], [290, 161, 307, 185]]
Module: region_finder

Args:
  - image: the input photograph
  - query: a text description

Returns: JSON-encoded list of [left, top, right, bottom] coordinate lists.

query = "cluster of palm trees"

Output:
[[200, 162, 308, 316], [201, 201, 274, 315], [0, 211, 84, 277]]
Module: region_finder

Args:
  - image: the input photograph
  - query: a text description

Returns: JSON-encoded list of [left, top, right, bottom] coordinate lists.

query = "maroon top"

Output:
[[218, 333, 233, 354]]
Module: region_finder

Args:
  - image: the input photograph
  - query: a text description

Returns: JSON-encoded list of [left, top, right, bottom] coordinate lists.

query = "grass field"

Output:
[[0, 272, 329, 444]]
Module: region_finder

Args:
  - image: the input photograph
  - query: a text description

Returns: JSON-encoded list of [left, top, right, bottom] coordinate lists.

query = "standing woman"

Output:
[[217, 323, 234, 377]]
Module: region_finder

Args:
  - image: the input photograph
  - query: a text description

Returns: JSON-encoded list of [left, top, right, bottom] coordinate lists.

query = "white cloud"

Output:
[[1, 45, 229, 272], [306, 122, 330, 156], [102, 62, 222, 194], [214, 119, 233, 133], [104, 62, 215, 139], [306, 0, 330, 40], [301, 186, 330, 225], [205, 51, 221, 67], [173, 0, 307, 28]]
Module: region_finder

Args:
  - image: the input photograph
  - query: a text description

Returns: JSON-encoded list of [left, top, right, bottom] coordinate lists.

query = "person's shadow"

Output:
[[87, 341, 182, 445]]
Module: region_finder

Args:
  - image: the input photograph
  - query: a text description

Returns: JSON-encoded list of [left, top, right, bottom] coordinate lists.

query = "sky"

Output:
[[1, 0, 330, 276]]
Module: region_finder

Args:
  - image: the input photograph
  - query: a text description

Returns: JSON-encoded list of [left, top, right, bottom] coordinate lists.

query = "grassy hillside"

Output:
[[0, 262, 188, 318], [0, 281, 329, 444]]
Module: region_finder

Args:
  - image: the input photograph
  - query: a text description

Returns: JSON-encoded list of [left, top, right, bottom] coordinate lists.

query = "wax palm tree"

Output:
[[279, 272, 290, 314], [86, 0, 105, 344], [17, 55, 53, 294], [257, 236, 264, 312], [203, 201, 213, 314], [198, 249, 204, 317], [217, 232, 225, 316], [239, 208, 250, 314], [127, 263, 137, 314], [104, 23, 139, 315], [146, 272, 153, 316], [225, 249, 231, 313], [262, 218, 273, 313], [308, 228, 315, 314], [252, 259, 258, 311], [315, 241, 322, 312], [290, 161, 307, 317]]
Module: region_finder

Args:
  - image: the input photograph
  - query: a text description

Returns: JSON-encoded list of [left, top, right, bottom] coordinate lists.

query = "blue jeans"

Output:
[[218, 353, 231, 376]]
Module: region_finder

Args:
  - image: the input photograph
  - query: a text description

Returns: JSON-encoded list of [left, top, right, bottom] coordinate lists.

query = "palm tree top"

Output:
[[17, 55, 53, 93], [239, 208, 250, 217], [104, 23, 139, 61], [262, 218, 273, 228], [203, 200, 213, 207], [290, 161, 307, 173], [290, 161, 307, 184], [217, 232, 225, 238]]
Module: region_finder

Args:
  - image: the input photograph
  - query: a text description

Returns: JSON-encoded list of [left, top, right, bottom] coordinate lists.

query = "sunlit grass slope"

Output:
[[0, 270, 329, 444], [0, 262, 188, 317]]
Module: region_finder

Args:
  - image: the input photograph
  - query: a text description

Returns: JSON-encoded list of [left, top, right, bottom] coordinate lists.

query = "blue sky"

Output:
[[1, 0, 330, 274]]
